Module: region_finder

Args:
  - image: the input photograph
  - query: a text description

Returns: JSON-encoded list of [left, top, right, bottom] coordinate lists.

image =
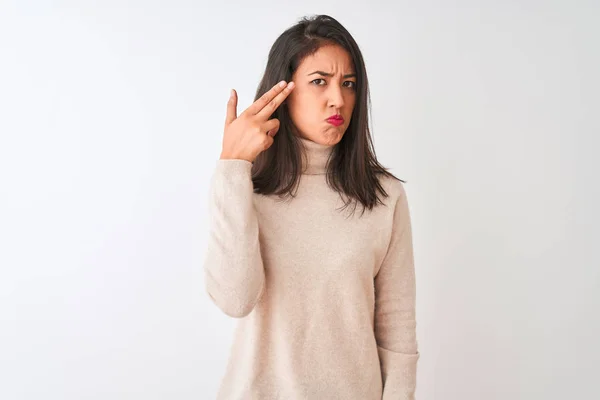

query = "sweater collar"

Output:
[[298, 136, 335, 175]]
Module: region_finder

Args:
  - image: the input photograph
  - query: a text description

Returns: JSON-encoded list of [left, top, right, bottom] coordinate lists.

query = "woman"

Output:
[[204, 14, 420, 400]]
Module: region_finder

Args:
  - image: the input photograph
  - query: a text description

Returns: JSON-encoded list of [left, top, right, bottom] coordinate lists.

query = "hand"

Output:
[[220, 80, 295, 163]]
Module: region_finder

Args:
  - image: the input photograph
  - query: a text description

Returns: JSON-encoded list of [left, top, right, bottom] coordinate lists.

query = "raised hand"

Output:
[[220, 80, 295, 163]]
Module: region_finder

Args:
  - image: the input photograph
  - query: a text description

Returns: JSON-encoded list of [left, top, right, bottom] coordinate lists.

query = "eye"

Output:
[[311, 79, 357, 89]]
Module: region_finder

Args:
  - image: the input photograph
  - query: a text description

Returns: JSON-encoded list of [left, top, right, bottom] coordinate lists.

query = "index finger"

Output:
[[245, 80, 289, 116], [255, 82, 295, 120]]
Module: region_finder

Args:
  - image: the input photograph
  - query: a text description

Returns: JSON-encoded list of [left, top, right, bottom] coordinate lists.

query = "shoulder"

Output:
[[377, 172, 408, 208]]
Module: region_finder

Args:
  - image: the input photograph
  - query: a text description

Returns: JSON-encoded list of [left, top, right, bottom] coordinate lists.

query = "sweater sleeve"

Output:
[[374, 183, 420, 399], [202, 159, 266, 318]]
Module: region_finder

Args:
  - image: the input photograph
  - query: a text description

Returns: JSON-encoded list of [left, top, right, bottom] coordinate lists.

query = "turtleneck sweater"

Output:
[[203, 136, 420, 399], [298, 135, 332, 175]]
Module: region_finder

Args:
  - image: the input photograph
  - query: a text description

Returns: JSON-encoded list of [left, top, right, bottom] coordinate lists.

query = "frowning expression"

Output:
[[287, 44, 357, 146]]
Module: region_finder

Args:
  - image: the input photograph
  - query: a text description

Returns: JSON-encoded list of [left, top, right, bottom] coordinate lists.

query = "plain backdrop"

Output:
[[1, 1, 599, 399]]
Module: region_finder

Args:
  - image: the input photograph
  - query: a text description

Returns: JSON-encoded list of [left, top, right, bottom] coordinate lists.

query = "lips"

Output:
[[326, 115, 344, 126]]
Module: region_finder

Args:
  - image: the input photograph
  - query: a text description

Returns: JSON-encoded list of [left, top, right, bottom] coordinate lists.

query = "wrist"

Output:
[[219, 153, 252, 163]]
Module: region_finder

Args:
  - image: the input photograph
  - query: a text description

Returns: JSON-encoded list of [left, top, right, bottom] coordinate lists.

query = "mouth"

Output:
[[326, 115, 344, 126]]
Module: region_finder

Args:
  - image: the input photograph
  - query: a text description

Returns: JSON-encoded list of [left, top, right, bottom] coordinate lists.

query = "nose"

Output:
[[326, 84, 345, 110]]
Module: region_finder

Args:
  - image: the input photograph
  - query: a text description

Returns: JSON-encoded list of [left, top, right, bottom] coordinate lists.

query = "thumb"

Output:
[[225, 89, 237, 126]]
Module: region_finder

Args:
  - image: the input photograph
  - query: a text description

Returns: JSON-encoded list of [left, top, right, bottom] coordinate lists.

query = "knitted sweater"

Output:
[[203, 136, 420, 399]]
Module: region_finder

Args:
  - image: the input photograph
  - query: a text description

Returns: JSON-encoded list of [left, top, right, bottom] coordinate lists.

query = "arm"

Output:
[[375, 183, 420, 399], [203, 159, 266, 318]]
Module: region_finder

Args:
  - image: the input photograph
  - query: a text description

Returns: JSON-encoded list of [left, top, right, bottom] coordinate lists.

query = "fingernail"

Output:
[[278, 80, 287, 88], [230, 89, 234, 97], [287, 81, 295, 89]]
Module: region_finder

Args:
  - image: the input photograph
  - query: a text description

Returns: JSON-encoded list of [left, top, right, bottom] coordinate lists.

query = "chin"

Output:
[[300, 128, 344, 146], [324, 129, 344, 144]]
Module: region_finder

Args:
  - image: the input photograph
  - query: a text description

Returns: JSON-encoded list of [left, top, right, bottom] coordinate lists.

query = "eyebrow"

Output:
[[307, 70, 357, 78]]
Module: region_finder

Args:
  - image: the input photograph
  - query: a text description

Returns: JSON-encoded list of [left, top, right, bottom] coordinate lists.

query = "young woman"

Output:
[[204, 14, 420, 400]]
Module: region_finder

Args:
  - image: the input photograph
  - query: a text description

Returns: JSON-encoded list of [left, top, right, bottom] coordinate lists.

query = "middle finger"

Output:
[[255, 81, 295, 120]]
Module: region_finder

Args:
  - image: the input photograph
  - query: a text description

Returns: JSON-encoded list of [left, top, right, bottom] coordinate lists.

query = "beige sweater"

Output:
[[203, 137, 420, 399]]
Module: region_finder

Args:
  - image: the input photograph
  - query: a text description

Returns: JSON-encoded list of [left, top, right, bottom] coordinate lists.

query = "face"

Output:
[[286, 44, 357, 146]]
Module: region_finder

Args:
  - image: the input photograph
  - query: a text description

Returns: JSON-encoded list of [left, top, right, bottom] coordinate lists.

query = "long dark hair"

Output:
[[251, 14, 404, 216]]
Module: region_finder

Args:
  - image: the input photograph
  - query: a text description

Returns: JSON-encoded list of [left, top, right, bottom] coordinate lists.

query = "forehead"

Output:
[[296, 44, 355, 73]]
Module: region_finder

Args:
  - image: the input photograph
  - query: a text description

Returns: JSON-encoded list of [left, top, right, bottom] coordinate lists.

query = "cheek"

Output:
[[286, 93, 301, 117], [290, 90, 320, 114], [287, 92, 315, 128], [345, 95, 356, 112]]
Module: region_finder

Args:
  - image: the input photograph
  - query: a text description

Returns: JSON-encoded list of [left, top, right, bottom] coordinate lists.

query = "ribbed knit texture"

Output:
[[203, 137, 420, 399]]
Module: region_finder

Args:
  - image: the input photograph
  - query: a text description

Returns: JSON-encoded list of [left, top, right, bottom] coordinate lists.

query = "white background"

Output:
[[1, 1, 598, 399]]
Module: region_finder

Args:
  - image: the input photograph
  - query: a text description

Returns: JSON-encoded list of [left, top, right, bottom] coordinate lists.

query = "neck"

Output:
[[298, 136, 335, 175]]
